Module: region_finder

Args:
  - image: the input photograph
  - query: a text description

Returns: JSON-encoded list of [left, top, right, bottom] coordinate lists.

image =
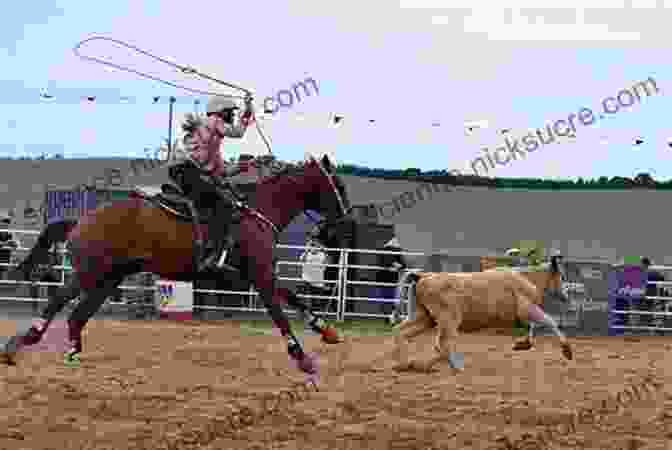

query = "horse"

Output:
[[1, 154, 355, 378], [388, 267, 573, 373]]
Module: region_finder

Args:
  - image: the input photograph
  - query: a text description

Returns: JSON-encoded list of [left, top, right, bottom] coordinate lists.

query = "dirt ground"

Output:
[[1, 319, 672, 450]]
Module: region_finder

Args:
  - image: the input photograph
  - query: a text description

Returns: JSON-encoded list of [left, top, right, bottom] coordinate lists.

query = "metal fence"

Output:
[[3, 227, 669, 333], [609, 265, 672, 334], [0, 229, 428, 321]]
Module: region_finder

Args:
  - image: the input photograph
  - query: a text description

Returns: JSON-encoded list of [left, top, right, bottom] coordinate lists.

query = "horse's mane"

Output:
[[256, 156, 307, 184]]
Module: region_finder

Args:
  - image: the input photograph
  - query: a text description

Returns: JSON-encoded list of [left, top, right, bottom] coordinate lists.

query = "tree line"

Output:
[[1, 154, 667, 189], [335, 165, 665, 190]]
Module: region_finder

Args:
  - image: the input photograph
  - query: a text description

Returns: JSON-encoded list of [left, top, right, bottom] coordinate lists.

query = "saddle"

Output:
[[154, 184, 202, 220], [137, 183, 245, 272]]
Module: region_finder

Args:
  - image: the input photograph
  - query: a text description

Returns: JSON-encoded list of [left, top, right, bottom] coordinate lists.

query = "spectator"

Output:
[[0, 214, 19, 280], [378, 237, 406, 320], [642, 257, 665, 334], [299, 235, 333, 312]]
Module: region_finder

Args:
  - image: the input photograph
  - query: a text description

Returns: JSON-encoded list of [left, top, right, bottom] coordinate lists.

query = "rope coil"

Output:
[[73, 35, 274, 154], [73, 36, 250, 98]]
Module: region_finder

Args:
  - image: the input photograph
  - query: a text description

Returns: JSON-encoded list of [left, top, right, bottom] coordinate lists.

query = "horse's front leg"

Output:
[[0, 275, 82, 365], [275, 287, 341, 343], [257, 284, 319, 376]]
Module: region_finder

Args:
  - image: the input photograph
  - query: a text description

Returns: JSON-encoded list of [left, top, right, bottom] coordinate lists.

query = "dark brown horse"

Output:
[[2, 155, 355, 377]]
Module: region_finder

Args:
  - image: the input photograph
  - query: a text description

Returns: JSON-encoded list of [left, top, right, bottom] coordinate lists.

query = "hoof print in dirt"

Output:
[[512, 340, 533, 351], [561, 343, 573, 360], [392, 362, 414, 372], [0, 353, 16, 366], [393, 360, 436, 373]]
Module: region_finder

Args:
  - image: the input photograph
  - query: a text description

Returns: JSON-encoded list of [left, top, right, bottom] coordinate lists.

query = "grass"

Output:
[[237, 318, 527, 338], [237, 318, 398, 337]]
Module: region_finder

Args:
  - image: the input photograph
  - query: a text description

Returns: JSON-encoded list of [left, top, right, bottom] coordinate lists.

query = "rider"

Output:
[[170, 95, 256, 271]]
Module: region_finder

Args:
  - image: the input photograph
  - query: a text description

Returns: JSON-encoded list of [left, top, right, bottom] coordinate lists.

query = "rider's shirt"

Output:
[[185, 115, 226, 176], [185, 113, 254, 177]]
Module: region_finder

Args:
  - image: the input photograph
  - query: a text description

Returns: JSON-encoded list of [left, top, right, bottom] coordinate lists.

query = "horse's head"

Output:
[[302, 154, 356, 249]]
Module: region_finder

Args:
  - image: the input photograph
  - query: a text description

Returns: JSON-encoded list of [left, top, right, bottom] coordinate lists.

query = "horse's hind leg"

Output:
[[276, 287, 340, 343], [525, 303, 573, 360], [0, 275, 82, 365], [62, 260, 141, 364]]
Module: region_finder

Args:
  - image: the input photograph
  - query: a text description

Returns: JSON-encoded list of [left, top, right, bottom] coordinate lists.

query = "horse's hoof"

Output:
[[63, 351, 81, 368], [561, 343, 573, 360], [513, 340, 533, 351], [291, 352, 319, 375], [320, 326, 342, 344]]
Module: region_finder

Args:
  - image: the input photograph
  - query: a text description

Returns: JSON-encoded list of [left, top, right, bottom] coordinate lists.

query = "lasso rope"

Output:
[[73, 35, 273, 154], [73, 36, 250, 98]]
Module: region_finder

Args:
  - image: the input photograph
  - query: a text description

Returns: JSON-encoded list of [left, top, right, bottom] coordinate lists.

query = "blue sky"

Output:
[[1, 1, 671, 179]]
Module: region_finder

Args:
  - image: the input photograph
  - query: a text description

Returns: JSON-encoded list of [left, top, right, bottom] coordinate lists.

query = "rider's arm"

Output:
[[222, 101, 255, 138]]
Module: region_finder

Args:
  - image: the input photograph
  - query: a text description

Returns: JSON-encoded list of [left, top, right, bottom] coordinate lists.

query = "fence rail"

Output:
[[0, 229, 429, 321], [3, 228, 672, 331]]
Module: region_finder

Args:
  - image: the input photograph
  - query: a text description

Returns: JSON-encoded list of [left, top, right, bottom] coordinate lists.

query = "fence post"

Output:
[[336, 248, 347, 322]]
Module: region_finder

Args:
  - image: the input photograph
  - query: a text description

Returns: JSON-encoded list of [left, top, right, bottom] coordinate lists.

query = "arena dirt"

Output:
[[0, 319, 671, 450]]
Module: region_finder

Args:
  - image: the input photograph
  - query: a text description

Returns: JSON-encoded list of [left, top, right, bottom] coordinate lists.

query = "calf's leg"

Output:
[[392, 306, 435, 371]]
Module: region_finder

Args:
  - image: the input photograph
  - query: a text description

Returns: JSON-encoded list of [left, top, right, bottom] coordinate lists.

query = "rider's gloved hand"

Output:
[[243, 96, 255, 113]]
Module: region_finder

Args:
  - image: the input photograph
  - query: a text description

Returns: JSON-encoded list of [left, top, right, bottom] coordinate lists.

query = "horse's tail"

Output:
[[12, 220, 77, 280]]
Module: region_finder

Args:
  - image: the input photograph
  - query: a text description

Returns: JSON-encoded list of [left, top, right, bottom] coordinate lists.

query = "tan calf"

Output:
[[393, 270, 573, 373]]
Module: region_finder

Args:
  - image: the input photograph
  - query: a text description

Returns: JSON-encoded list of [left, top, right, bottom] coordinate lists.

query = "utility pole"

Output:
[[167, 96, 176, 160]]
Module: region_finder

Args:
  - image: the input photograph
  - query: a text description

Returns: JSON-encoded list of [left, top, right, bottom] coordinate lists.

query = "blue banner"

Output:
[[608, 264, 646, 336], [46, 190, 97, 225]]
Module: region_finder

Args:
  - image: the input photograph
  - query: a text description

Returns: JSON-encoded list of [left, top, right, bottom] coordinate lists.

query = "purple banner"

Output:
[[608, 264, 646, 336], [46, 190, 97, 225]]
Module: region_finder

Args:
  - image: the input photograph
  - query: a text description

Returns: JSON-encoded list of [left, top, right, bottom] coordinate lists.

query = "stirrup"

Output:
[[216, 248, 229, 268], [198, 247, 237, 272]]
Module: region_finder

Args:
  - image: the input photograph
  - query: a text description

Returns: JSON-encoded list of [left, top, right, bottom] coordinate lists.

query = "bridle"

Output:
[[315, 159, 348, 218], [304, 158, 352, 244]]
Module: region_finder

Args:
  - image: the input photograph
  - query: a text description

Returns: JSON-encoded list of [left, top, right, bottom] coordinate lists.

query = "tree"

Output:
[[634, 172, 655, 188], [154, 138, 182, 161]]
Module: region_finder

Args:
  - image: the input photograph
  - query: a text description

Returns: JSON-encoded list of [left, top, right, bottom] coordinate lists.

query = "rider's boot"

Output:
[[198, 208, 237, 272]]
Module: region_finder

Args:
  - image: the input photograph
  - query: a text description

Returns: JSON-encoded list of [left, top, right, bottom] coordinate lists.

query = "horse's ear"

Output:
[[321, 154, 333, 171]]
